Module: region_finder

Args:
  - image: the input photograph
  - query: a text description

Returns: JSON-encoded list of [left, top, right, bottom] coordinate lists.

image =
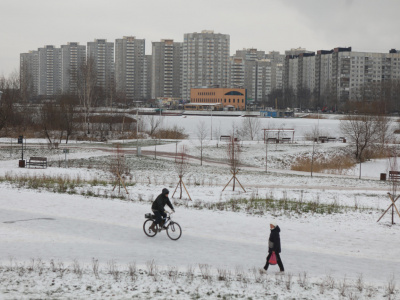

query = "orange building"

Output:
[[190, 88, 247, 110]]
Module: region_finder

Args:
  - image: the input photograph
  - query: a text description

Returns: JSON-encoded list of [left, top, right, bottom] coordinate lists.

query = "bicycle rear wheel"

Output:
[[143, 219, 157, 237], [166, 222, 182, 240]]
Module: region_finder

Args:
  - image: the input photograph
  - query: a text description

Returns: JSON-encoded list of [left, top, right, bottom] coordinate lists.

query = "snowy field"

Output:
[[0, 115, 399, 299]]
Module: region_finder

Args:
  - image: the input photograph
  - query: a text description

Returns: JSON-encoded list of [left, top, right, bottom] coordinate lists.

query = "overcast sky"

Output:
[[1, 0, 400, 76]]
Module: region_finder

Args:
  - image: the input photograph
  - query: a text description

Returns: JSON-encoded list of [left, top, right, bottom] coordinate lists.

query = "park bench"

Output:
[[26, 157, 47, 169], [327, 137, 337, 142], [220, 135, 231, 141], [389, 171, 400, 181], [280, 137, 291, 143], [267, 138, 277, 143], [318, 136, 328, 143]]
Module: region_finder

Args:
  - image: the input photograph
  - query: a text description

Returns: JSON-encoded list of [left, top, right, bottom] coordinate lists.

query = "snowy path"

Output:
[[0, 186, 399, 286]]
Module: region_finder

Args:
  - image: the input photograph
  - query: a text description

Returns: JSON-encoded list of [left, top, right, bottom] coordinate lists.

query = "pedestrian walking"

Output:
[[264, 221, 284, 272]]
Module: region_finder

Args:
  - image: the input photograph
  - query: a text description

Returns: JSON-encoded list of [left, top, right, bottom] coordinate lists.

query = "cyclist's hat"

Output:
[[162, 188, 169, 195]]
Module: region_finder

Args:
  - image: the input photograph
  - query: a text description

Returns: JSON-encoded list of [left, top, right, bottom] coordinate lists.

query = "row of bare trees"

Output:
[[263, 79, 400, 112]]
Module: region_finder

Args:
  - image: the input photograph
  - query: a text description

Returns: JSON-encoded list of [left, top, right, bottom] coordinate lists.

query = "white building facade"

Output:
[[181, 30, 230, 101], [87, 39, 114, 95], [115, 36, 146, 100], [61, 42, 86, 95], [151, 39, 182, 99]]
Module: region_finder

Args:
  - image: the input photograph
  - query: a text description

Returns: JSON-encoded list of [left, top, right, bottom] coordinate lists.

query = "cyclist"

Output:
[[149, 188, 175, 232]]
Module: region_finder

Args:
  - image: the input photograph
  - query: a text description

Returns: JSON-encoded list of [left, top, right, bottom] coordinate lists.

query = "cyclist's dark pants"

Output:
[[153, 210, 166, 225]]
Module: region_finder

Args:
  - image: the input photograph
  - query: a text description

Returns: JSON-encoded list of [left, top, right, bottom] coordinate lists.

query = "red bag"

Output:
[[269, 251, 277, 265]]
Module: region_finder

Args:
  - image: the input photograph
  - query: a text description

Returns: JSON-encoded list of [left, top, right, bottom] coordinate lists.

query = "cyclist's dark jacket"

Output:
[[152, 193, 174, 212], [268, 226, 281, 253]]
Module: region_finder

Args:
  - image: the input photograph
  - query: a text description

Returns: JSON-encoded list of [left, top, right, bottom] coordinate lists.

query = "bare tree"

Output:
[[39, 102, 64, 144], [240, 116, 261, 141], [110, 144, 130, 195], [340, 114, 380, 161], [146, 115, 164, 137], [377, 146, 400, 225], [375, 114, 392, 149], [172, 145, 191, 200], [77, 55, 97, 134], [340, 113, 380, 179], [196, 120, 208, 166], [58, 94, 78, 144], [0, 72, 20, 131], [223, 135, 245, 192], [213, 121, 222, 148]]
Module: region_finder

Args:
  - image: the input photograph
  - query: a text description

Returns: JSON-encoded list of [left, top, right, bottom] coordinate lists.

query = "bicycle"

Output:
[[143, 211, 182, 241]]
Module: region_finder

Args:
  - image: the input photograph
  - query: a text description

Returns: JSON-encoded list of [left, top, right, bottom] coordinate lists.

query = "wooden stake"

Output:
[[112, 171, 129, 194], [377, 193, 400, 222], [222, 170, 246, 192], [222, 176, 234, 192], [181, 179, 192, 201], [172, 175, 192, 200]]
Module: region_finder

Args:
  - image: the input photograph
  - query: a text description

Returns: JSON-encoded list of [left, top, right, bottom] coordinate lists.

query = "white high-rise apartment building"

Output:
[[229, 48, 283, 102], [115, 36, 145, 100], [87, 39, 114, 94], [283, 47, 400, 108], [20, 50, 39, 99], [144, 55, 152, 100], [284, 51, 315, 94], [228, 56, 245, 89], [334, 48, 400, 102], [61, 42, 86, 95], [38, 45, 62, 96], [274, 63, 284, 90], [182, 30, 230, 101], [151, 39, 182, 99], [21, 43, 86, 98]]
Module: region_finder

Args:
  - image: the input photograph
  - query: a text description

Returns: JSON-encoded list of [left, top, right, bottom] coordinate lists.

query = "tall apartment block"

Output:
[[115, 36, 145, 100], [87, 39, 114, 94], [284, 47, 400, 108], [228, 56, 245, 89], [266, 51, 285, 65], [317, 47, 400, 105], [20, 50, 39, 99], [229, 48, 283, 102], [284, 52, 316, 95], [144, 54, 152, 100], [182, 30, 230, 101], [151, 39, 182, 99], [38, 45, 62, 96], [235, 48, 265, 61], [61, 42, 86, 95], [266, 51, 285, 91]]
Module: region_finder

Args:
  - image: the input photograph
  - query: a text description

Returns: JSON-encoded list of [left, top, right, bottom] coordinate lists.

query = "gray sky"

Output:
[[1, 0, 400, 76]]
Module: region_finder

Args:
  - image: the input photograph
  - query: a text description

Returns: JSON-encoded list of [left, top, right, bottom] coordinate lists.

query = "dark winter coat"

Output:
[[268, 226, 281, 253], [151, 193, 174, 212]]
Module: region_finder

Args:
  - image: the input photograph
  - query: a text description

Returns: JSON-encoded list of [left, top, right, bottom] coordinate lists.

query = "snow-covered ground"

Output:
[[0, 116, 399, 299]]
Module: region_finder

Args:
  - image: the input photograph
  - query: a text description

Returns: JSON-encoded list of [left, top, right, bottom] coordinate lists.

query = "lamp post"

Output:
[[210, 106, 213, 140], [136, 110, 139, 156]]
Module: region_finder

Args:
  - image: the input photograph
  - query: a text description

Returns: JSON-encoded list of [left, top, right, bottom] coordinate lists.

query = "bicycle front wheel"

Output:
[[166, 222, 182, 240], [143, 219, 157, 237]]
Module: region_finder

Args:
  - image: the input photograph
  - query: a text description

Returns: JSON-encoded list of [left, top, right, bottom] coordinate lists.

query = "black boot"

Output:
[[263, 262, 269, 271]]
